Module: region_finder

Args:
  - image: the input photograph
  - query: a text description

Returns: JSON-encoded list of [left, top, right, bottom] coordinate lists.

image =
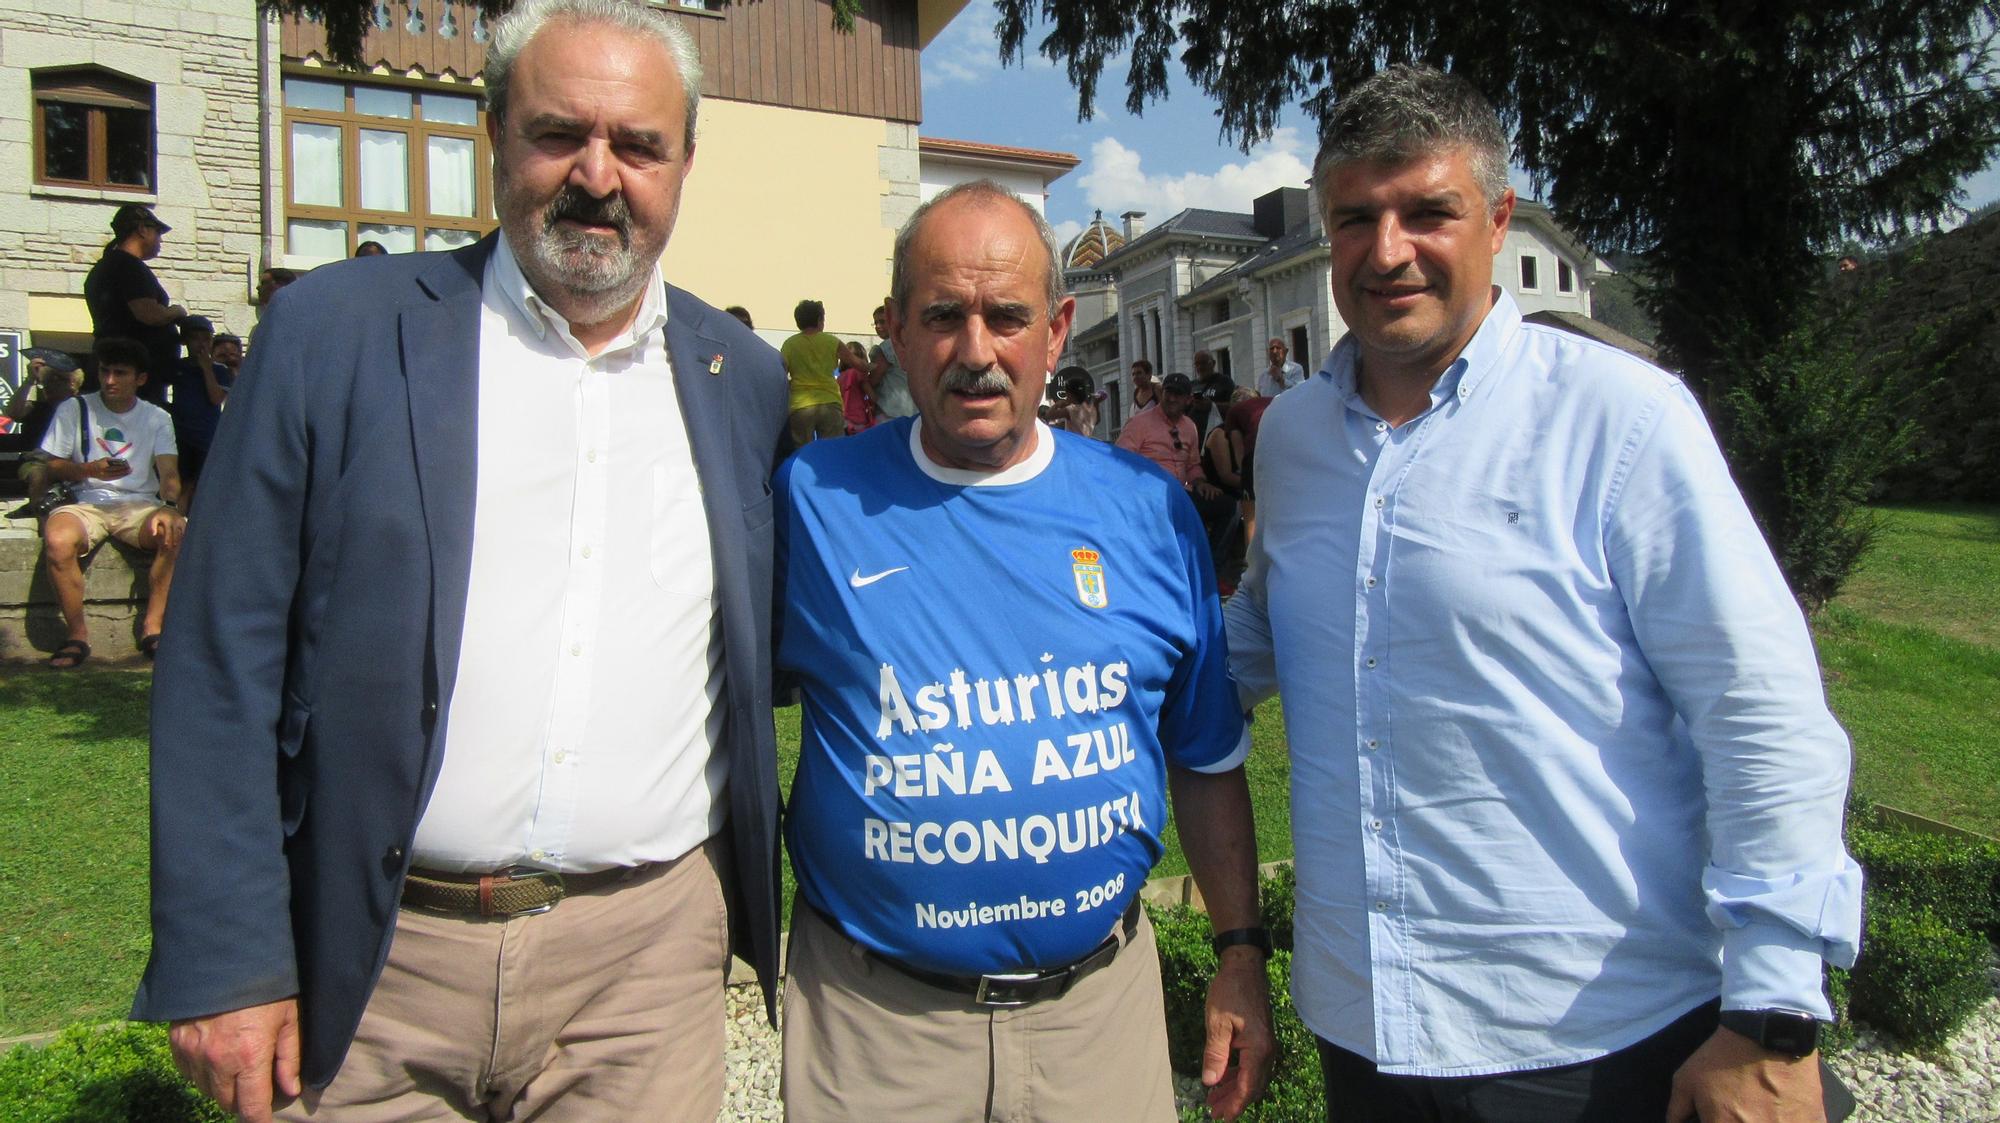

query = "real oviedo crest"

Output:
[[1071, 548, 1108, 609]]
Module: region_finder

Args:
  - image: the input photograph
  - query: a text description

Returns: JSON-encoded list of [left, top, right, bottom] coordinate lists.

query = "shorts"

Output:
[[50, 501, 169, 550]]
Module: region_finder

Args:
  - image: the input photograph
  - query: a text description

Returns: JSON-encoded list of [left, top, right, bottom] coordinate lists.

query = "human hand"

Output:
[[147, 508, 187, 549], [1666, 1026, 1824, 1122], [89, 458, 132, 481], [1191, 480, 1222, 501], [1200, 949, 1275, 1120], [168, 998, 303, 1123]]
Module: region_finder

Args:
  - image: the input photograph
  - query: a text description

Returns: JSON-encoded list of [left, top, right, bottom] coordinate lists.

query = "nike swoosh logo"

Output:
[[849, 566, 910, 588]]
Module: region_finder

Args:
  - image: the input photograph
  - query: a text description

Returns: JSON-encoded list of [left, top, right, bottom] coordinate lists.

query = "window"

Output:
[[282, 75, 492, 261], [1557, 259, 1576, 293], [33, 68, 155, 192], [1519, 254, 1540, 291]]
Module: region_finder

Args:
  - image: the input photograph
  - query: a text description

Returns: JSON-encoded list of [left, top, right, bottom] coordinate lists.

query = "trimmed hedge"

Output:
[[1847, 818, 2000, 939], [0, 1021, 226, 1123], [1845, 901, 1993, 1051], [1155, 865, 1322, 1122]]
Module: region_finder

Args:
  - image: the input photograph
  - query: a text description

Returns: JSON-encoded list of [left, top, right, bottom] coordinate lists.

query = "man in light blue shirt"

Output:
[[1225, 65, 1860, 1123]]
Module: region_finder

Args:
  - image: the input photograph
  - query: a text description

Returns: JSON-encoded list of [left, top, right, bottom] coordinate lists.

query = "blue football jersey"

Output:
[[778, 418, 1247, 975]]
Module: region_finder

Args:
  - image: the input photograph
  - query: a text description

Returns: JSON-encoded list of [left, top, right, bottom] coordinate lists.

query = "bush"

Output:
[[1845, 902, 1992, 1051], [1819, 966, 1856, 1055], [1848, 819, 2000, 939], [1259, 863, 1296, 952], [1152, 895, 1323, 1122], [0, 1021, 226, 1123], [1711, 299, 1926, 611]]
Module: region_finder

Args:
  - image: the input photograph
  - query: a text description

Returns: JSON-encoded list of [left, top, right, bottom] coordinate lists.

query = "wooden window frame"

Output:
[[282, 75, 495, 259], [33, 68, 156, 193]]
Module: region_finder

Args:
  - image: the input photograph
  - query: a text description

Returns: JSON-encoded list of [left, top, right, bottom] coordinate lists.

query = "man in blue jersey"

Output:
[[777, 180, 1275, 1122], [1226, 66, 1858, 1123]]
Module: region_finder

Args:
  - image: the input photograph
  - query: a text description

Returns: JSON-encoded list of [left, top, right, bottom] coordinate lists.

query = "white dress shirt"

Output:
[[413, 233, 725, 873]]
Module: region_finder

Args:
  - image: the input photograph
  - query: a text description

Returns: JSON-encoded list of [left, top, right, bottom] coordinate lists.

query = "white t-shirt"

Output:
[[37, 393, 177, 505]]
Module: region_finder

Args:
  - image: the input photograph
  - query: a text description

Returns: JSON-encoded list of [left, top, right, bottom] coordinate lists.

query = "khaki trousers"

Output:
[[780, 899, 1176, 1123], [282, 837, 732, 1122]]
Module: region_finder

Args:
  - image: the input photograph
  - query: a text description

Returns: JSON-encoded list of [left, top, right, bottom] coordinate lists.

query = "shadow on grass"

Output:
[[0, 667, 152, 745]]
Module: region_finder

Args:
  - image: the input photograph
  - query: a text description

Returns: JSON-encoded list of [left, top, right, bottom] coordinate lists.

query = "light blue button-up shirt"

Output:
[[1226, 292, 1861, 1077]]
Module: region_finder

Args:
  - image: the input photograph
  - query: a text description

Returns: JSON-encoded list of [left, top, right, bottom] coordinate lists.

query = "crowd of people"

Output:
[[14, 4, 1862, 1123]]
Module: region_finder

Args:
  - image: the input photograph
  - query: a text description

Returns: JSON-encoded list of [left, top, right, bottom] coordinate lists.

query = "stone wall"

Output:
[[0, 0, 272, 347], [0, 515, 153, 664]]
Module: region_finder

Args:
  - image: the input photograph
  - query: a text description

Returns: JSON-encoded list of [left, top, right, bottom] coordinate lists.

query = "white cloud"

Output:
[[1049, 218, 1084, 247], [921, 0, 1056, 88], [1077, 127, 1314, 218]]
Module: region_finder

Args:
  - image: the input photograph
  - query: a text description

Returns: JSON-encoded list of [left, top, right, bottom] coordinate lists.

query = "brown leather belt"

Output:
[[400, 864, 643, 919]]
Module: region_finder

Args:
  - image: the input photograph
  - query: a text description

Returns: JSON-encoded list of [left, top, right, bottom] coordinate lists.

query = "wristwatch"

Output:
[[1211, 927, 1273, 959], [1717, 1008, 1821, 1058]]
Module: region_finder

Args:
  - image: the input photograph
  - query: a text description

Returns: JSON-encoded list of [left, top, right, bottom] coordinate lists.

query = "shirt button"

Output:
[[1371, 819, 1383, 831], [1375, 421, 1387, 432], [1365, 576, 1377, 588], [581, 545, 593, 559], [586, 449, 598, 463], [1365, 657, 1378, 668], [1373, 496, 1385, 509], [1365, 739, 1379, 750], [569, 643, 582, 657], [553, 750, 568, 764], [1375, 900, 1389, 911], [530, 849, 547, 862]]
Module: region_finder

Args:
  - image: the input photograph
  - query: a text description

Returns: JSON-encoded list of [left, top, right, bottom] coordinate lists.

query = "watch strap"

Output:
[[1211, 927, 1273, 959]]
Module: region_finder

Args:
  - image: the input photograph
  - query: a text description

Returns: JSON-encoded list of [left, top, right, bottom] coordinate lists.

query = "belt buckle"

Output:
[[495, 866, 565, 918], [972, 971, 1048, 1009]]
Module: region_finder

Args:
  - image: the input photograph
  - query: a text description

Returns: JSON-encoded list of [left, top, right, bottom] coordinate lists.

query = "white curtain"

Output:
[[359, 129, 410, 212], [287, 219, 348, 261], [427, 135, 475, 217], [290, 123, 342, 207], [425, 227, 479, 252], [357, 223, 418, 254]]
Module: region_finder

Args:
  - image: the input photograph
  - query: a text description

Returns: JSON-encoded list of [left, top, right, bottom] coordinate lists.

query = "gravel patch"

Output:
[[723, 954, 2000, 1121]]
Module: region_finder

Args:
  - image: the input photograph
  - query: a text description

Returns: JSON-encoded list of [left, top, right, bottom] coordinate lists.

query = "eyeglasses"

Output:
[[1170, 430, 1184, 451]]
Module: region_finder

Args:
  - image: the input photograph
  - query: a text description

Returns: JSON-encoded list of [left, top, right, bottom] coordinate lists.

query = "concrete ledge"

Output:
[[0, 514, 157, 665]]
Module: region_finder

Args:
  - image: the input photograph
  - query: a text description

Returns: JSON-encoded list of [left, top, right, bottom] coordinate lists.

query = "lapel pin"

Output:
[[709, 354, 724, 376]]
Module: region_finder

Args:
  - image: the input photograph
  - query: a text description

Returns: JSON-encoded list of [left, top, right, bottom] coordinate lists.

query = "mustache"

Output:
[[543, 186, 632, 248], [937, 366, 1013, 396]]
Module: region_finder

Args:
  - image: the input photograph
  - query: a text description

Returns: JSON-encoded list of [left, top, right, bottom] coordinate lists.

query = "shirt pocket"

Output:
[[651, 462, 714, 600]]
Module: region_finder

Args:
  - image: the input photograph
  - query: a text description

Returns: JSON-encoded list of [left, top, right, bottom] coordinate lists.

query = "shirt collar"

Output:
[[908, 417, 1056, 486], [1322, 287, 1524, 420], [490, 230, 668, 360]]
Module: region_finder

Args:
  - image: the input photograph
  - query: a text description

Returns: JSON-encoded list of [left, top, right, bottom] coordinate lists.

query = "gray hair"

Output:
[[890, 180, 1067, 319], [486, 0, 702, 150], [1312, 65, 1509, 213]]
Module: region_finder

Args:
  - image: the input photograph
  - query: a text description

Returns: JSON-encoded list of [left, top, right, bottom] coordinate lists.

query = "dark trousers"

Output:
[[1317, 1001, 1851, 1123]]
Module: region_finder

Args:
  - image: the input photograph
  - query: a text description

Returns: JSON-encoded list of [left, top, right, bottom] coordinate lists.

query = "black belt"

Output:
[[820, 897, 1141, 1009]]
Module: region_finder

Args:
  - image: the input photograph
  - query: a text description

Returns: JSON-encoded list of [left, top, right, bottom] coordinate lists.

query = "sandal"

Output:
[[138, 634, 162, 660], [48, 639, 91, 670]]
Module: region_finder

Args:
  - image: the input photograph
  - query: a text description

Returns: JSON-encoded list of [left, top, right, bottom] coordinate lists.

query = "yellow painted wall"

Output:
[[665, 98, 896, 340], [28, 294, 93, 335]]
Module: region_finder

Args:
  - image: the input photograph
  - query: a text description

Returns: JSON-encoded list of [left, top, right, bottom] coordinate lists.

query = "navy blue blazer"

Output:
[[132, 238, 788, 1087]]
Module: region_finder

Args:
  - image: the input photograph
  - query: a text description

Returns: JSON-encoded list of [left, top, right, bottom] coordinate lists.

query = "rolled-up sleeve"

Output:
[[1604, 382, 1862, 1017]]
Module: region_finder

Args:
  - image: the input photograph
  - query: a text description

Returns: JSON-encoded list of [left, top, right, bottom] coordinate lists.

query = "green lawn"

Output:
[[0, 671, 153, 1037], [1820, 503, 2000, 837], [3, 502, 1989, 1037]]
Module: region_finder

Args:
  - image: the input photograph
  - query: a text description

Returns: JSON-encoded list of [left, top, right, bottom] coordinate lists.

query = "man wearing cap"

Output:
[[84, 204, 186, 406], [4, 348, 84, 507], [166, 316, 234, 508], [1116, 372, 1200, 483]]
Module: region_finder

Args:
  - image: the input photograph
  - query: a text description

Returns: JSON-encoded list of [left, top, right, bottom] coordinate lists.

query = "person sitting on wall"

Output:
[[37, 336, 185, 667], [5, 348, 84, 510]]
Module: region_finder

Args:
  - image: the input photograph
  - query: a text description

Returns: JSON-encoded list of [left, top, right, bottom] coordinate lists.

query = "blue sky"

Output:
[[919, 1, 2000, 246]]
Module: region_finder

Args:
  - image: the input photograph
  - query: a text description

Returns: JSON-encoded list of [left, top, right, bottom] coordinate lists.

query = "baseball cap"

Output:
[[111, 204, 171, 237], [1160, 372, 1194, 394], [180, 315, 215, 337], [22, 347, 80, 374]]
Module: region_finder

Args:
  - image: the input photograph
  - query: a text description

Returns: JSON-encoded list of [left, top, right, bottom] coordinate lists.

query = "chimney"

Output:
[[1122, 210, 1147, 240], [1253, 187, 1310, 238]]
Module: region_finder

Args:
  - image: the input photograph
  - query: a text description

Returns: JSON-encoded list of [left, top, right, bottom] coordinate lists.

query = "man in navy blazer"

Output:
[[132, 3, 787, 1119]]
